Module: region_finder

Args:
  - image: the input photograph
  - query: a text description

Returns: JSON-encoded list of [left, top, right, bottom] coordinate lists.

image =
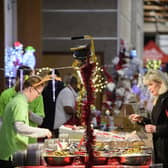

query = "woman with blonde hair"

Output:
[[0, 75, 52, 168], [129, 69, 168, 167]]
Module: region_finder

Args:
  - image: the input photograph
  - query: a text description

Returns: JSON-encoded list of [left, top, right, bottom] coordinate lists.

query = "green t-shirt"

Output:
[[0, 87, 15, 117], [0, 87, 45, 143], [0, 93, 29, 160]]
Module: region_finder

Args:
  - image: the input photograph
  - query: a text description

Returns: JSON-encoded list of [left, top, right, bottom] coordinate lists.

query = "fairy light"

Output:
[[36, 67, 52, 76], [146, 59, 161, 70], [91, 62, 106, 93]]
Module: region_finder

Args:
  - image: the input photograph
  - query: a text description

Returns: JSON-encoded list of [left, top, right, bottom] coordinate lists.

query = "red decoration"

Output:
[[80, 61, 96, 168], [14, 41, 22, 47]]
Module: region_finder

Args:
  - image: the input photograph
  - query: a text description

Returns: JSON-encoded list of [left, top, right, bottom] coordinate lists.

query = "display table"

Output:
[[19, 165, 150, 168], [16, 128, 152, 168]]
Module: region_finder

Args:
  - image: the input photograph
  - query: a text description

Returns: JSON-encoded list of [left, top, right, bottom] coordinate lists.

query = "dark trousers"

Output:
[[0, 159, 15, 168], [52, 129, 59, 138]]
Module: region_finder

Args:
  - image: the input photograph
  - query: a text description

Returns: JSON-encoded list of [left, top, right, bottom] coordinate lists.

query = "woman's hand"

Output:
[[128, 114, 143, 123], [145, 124, 156, 133], [45, 129, 52, 138]]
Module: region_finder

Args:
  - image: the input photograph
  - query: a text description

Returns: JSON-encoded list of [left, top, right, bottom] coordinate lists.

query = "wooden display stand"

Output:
[[114, 104, 141, 132]]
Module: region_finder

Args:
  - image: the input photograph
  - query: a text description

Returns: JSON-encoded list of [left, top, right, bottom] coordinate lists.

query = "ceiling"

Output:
[[144, 0, 168, 23]]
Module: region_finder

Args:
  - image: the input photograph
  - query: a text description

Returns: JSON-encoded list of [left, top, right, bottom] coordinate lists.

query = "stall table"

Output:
[[20, 165, 150, 168]]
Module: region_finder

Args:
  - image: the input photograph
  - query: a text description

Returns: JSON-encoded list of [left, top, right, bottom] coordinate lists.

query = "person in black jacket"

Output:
[[41, 69, 64, 132], [129, 70, 168, 168]]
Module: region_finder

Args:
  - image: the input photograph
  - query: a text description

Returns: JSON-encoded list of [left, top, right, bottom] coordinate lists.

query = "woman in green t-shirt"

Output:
[[0, 75, 52, 168], [0, 65, 46, 144]]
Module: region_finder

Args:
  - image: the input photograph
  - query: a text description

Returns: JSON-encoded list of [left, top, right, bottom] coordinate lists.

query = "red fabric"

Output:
[[143, 40, 168, 63]]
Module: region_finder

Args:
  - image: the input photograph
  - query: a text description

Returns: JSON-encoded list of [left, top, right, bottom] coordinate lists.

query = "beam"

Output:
[[144, 5, 168, 10], [144, 17, 168, 22], [144, 11, 168, 17]]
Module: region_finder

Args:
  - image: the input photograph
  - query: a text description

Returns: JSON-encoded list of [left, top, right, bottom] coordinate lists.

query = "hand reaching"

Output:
[[45, 129, 52, 138], [128, 114, 143, 123]]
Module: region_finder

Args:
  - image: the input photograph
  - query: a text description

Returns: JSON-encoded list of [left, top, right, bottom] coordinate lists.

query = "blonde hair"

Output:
[[15, 75, 45, 92], [143, 70, 168, 104]]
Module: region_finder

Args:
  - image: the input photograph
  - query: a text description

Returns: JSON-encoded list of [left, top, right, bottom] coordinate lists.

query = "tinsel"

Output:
[[51, 69, 56, 102], [80, 61, 96, 168]]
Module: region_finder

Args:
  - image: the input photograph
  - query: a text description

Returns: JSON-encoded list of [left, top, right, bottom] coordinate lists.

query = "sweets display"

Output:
[[42, 125, 152, 166]]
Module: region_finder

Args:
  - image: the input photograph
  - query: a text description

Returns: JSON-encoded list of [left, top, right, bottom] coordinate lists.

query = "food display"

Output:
[[42, 125, 152, 166]]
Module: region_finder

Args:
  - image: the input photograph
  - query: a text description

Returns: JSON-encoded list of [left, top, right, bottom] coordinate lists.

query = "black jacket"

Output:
[[41, 80, 64, 130], [141, 91, 168, 166]]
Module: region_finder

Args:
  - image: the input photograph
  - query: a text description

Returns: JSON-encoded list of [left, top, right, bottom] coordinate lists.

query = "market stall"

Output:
[[13, 36, 152, 168], [14, 125, 152, 168]]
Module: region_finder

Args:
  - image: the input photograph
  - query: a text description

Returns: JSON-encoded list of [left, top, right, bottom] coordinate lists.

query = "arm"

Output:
[[140, 117, 151, 125], [29, 111, 43, 126], [145, 123, 168, 136], [129, 114, 151, 125], [0, 117, 2, 128], [61, 88, 76, 115], [64, 106, 75, 115], [14, 121, 52, 138], [29, 95, 45, 126], [145, 97, 168, 136]]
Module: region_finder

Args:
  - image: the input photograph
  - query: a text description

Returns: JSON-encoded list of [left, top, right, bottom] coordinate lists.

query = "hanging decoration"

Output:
[[22, 46, 36, 69], [80, 61, 95, 168], [71, 36, 106, 94], [75, 82, 86, 121], [51, 69, 56, 102], [71, 35, 100, 168], [101, 39, 145, 117], [35, 67, 62, 102], [32, 73, 61, 88], [19, 69, 24, 91], [5, 41, 36, 87], [36, 67, 52, 76], [93, 62, 107, 93]]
